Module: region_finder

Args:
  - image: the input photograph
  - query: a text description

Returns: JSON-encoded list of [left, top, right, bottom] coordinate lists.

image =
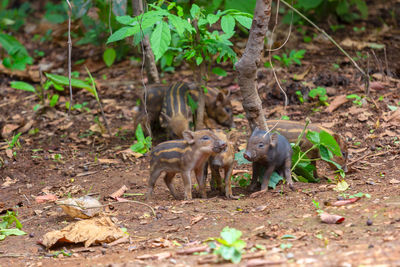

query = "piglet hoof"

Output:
[[227, 194, 240, 200], [250, 189, 268, 198]]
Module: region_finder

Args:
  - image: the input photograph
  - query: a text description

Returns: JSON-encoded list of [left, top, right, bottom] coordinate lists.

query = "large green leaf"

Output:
[[168, 14, 193, 37], [190, 4, 201, 19], [319, 145, 342, 170], [103, 48, 116, 67], [45, 73, 92, 90], [234, 15, 252, 29], [234, 150, 251, 165], [150, 21, 171, 61], [207, 13, 220, 25], [107, 26, 139, 43], [221, 15, 235, 36], [306, 130, 320, 145], [220, 227, 242, 244], [117, 15, 136, 25], [10, 81, 35, 93], [0, 228, 26, 236], [319, 130, 341, 157]]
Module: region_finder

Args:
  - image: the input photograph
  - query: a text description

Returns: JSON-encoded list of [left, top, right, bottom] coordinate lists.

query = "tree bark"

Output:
[[235, 0, 271, 131], [193, 19, 206, 130], [132, 0, 159, 84]]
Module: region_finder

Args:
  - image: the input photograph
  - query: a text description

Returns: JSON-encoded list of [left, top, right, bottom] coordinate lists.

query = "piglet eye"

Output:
[[201, 135, 210, 140], [258, 143, 264, 148]]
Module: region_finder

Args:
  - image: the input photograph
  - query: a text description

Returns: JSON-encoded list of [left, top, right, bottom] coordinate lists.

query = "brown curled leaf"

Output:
[[320, 212, 345, 224], [330, 197, 360, 206]]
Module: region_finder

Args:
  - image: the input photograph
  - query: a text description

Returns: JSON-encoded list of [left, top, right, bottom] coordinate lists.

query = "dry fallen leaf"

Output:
[[110, 185, 129, 199], [57, 196, 102, 219], [320, 212, 345, 224], [41, 217, 125, 248], [389, 179, 400, 184], [98, 158, 120, 165], [1, 176, 18, 188], [190, 214, 205, 225], [326, 95, 348, 113], [2, 124, 19, 137]]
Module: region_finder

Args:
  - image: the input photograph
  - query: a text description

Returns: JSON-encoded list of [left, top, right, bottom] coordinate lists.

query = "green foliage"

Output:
[[312, 200, 323, 214], [10, 81, 35, 93], [130, 124, 152, 154], [108, 3, 252, 75], [0, 1, 31, 31], [283, 0, 368, 24], [7, 132, 21, 149], [0, 211, 26, 241], [234, 149, 251, 165], [209, 227, 246, 264], [266, 49, 306, 68], [212, 67, 227, 77], [232, 172, 251, 188], [308, 87, 329, 106], [44, 2, 68, 24], [0, 33, 33, 70], [346, 94, 363, 107], [103, 48, 116, 67], [291, 126, 344, 183]]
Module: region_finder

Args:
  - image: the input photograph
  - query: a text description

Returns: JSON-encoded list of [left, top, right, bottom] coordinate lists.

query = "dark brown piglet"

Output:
[[244, 128, 293, 192]]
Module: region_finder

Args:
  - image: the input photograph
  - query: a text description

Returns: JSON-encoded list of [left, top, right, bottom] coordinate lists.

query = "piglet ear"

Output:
[[183, 130, 195, 144], [270, 133, 279, 148]]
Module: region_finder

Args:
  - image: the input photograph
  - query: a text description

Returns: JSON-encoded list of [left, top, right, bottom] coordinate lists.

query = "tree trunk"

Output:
[[193, 19, 206, 130], [235, 0, 271, 131], [132, 0, 159, 84]]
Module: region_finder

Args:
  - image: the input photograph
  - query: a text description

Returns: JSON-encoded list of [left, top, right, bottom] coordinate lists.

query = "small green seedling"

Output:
[[347, 94, 363, 106], [208, 227, 246, 264], [0, 211, 26, 241], [268, 49, 306, 68], [130, 123, 152, 154], [312, 200, 323, 215], [308, 87, 329, 106]]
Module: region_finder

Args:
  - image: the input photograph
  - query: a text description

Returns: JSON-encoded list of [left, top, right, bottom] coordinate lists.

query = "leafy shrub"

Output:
[[0, 33, 33, 70], [209, 227, 246, 264]]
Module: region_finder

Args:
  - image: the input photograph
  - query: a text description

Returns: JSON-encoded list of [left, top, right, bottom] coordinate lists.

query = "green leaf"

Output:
[[49, 94, 59, 107], [388, 105, 398, 111], [190, 4, 201, 19], [207, 13, 219, 25], [103, 48, 116, 67], [168, 14, 193, 37], [45, 73, 92, 90], [10, 81, 35, 93], [212, 67, 227, 77], [116, 15, 135, 25], [33, 104, 41, 111], [0, 228, 26, 236], [235, 150, 251, 165], [221, 15, 235, 35], [353, 0, 368, 18], [319, 145, 342, 169], [107, 26, 139, 43], [135, 123, 145, 143], [234, 15, 252, 29], [319, 130, 341, 157], [196, 56, 203, 66], [150, 21, 171, 61], [306, 130, 320, 145], [220, 227, 242, 244], [268, 172, 283, 189]]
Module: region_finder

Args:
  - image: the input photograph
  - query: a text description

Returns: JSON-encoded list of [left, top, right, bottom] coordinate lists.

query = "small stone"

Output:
[[29, 233, 35, 238], [83, 165, 89, 171], [286, 252, 294, 259], [101, 248, 106, 255], [368, 244, 374, 249], [156, 212, 162, 220], [366, 218, 373, 226]]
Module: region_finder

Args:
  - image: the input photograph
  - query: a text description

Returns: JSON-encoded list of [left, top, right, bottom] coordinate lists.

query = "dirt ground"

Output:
[[1, 1, 400, 266]]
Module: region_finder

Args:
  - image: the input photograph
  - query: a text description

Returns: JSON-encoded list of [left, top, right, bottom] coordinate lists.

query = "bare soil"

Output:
[[1, 1, 400, 266]]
